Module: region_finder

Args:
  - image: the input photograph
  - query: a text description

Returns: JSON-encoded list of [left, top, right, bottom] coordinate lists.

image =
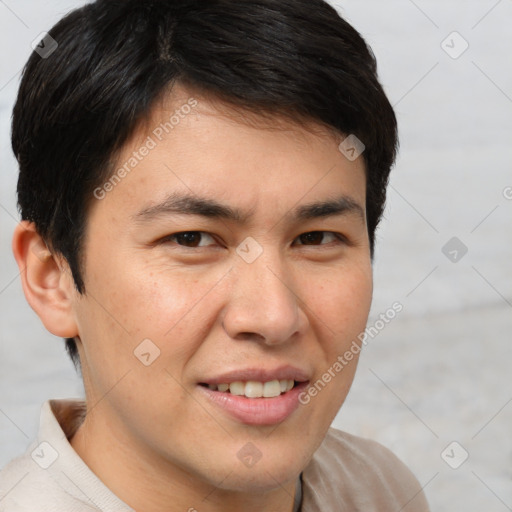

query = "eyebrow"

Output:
[[133, 192, 365, 224]]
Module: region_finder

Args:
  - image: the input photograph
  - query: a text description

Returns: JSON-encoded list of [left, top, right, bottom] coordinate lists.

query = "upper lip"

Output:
[[199, 365, 310, 385]]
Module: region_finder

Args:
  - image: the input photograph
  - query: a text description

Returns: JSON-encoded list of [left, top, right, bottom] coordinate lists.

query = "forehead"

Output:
[[90, 84, 366, 226]]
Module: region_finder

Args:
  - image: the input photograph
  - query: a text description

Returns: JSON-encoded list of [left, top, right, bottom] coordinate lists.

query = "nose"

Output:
[[221, 249, 308, 346]]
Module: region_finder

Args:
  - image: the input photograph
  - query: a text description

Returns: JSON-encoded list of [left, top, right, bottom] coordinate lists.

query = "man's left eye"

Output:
[[295, 231, 344, 246]]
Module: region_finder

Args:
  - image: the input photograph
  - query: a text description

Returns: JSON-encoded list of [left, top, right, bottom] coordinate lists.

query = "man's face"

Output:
[[71, 86, 372, 494]]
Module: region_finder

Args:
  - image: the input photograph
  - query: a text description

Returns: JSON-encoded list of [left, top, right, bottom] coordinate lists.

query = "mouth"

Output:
[[197, 369, 310, 425], [198, 379, 298, 398]]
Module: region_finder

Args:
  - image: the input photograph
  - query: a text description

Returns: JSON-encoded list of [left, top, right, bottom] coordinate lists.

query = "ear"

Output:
[[12, 221, 79, 338]]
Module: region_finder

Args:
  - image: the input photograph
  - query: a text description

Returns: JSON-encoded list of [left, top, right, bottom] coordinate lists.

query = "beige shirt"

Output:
[[0, 399, 430, 511]]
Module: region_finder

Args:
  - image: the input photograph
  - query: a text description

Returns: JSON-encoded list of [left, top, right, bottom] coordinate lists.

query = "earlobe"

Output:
[[12, 221, 79, 338]]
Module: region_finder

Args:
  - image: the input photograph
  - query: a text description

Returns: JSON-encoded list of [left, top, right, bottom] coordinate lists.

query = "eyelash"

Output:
[[159, 231, 349, 250]]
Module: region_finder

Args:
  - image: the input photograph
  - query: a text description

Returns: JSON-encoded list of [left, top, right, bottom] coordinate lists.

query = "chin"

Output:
[[216, 467, 299, 493], [204, 447, 309, 493]]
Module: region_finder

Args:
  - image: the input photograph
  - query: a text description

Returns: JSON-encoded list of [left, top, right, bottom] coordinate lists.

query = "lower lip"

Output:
[[197, 382, 309, 426]]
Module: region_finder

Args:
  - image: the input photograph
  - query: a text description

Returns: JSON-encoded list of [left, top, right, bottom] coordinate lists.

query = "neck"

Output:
[[69, 408, 299, 512]]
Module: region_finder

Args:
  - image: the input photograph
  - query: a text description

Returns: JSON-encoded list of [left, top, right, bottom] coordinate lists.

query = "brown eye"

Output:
[[296, 231, 342, 246], [163, 231, 216, 248]]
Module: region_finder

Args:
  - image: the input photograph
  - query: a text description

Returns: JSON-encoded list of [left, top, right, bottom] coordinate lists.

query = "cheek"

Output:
[[307, 263, 372, 349], [74, 263, 224, 422], [77, 255, 228, 367]]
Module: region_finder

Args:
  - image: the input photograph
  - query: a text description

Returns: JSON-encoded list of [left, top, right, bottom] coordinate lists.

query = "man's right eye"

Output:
[[160, 231, 217, 248]]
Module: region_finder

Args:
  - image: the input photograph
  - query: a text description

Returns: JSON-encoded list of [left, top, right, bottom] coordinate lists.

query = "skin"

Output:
[[13, 84, 373, 512]]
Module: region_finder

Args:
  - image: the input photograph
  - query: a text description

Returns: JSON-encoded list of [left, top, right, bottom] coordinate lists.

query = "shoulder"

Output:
[[0, 445, 93, 512], [317, 427, 419, 477], [1, 399, 134, 512], [301, 427, 430, 511]]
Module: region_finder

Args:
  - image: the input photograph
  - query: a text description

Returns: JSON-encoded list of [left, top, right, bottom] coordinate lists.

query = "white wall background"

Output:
[[0, 1, 511, 510]]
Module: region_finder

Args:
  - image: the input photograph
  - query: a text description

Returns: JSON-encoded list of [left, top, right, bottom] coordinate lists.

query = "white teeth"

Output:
[[229, 381, 245, 396], [263, 380, 282, 398], [206, 379, 296, 398], [245, 381, 263, 398]]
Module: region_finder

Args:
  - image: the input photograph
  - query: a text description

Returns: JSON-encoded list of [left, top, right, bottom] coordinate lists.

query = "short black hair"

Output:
[[12, 0, 398, 372]]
